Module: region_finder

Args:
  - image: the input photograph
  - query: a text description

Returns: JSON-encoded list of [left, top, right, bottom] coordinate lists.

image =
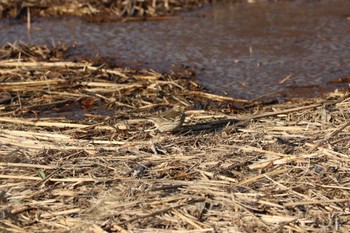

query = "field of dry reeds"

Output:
[[0, 0, 210, 21], [0, 42, 350, 232]]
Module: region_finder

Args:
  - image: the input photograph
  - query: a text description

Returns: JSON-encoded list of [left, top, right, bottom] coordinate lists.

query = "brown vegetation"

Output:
[[0, 0, 211, 21], [1, 42, 350, 232]]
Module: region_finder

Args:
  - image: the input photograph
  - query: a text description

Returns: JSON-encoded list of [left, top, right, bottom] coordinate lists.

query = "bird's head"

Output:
[[172, 104, 186, 112]]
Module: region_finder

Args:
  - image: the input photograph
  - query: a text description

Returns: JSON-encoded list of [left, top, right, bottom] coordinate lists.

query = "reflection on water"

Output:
[[1, 0, 350, 99]]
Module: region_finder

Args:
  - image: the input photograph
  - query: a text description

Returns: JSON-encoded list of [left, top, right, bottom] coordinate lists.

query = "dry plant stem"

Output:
[[251, 103, 323, 120], [308, 120, 350, 153], [119, 198, 206, 225], [187, 90, 249, 103], [0, 175, 99, 182], [0, 162, 55, 170]]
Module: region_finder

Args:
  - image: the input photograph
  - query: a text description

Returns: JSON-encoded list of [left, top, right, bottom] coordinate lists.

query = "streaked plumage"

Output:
[[147, 104, 186, 132]]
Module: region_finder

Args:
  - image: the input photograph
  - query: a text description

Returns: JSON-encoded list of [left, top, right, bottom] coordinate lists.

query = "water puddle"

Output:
[[1, 0, 349, 99]]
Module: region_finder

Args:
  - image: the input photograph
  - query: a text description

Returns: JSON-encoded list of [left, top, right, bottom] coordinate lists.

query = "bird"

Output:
[[147, 104, 186, 133]]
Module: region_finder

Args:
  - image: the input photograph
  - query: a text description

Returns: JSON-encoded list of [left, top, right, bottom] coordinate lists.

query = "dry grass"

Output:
[[0, 0, 211, 21], [1, 42, 350, 232]]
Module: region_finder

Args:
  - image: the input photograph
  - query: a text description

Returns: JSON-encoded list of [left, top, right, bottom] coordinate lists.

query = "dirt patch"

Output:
[[1, 42, 350, 232]]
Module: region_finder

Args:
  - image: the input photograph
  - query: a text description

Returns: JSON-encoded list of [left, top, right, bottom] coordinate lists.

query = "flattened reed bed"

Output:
[[0, 0, 210, 21], [1, 42, 350, 232]]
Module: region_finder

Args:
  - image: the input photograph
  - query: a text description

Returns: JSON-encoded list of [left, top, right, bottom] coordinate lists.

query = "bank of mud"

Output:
[[0, 42, 350, 232]]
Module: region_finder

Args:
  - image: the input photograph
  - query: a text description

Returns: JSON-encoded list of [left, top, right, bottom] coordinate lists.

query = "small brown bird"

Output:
[[147, 104, 186, 132]]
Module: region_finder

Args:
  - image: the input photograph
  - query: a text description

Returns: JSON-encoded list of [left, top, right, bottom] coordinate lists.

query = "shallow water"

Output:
[[1, 0, 350, 99]]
